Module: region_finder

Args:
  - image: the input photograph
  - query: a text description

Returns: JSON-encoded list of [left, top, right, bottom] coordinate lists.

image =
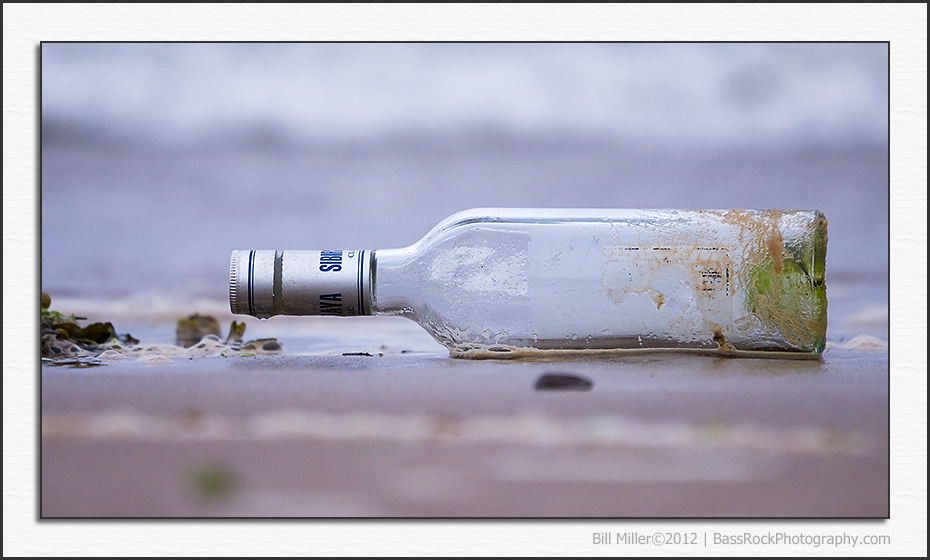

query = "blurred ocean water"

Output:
[[40, 43, 888, 344], [41, 43, 888, 151]]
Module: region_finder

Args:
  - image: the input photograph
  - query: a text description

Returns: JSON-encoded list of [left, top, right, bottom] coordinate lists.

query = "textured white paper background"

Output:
[[4, 4, 926, 556]]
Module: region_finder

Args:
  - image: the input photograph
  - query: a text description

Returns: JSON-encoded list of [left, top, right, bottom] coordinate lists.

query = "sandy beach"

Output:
[[42, 344, 888, 517]]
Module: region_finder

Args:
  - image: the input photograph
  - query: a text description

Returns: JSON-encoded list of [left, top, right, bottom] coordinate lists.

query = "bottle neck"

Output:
[[370, 248, 418, 316]]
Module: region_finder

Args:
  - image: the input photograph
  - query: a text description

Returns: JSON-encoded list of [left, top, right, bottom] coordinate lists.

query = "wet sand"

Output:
[[41, 326, 888, 517]]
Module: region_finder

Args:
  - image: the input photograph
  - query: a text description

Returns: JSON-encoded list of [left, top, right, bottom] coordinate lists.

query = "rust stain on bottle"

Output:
[[711, 325, 736, 352]]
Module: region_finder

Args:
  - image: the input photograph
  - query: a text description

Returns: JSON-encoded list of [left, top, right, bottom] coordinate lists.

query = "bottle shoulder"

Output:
[[418, 208, 650, 246]]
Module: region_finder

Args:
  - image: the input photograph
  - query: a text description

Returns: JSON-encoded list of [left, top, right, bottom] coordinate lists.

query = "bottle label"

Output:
[[602, 245, 731, 303], [600, 244, 734, 330], [524, 235, 736, 343]]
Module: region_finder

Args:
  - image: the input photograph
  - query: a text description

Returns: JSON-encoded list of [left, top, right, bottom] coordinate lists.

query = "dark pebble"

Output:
[[534, 372, 594, 391], [262, 341, 282, 351]]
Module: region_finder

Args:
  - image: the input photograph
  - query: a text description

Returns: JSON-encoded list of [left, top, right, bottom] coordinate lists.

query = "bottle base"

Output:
[[446, 341, 824, 360]]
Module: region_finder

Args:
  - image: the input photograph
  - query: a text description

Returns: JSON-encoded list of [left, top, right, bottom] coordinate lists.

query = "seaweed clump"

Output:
[[41, 293, 138, 366], [41, 293, 283, 366], [176, 314, 221, 347]]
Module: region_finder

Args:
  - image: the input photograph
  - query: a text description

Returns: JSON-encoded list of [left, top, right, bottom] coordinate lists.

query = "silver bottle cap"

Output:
[[230, 250, 371, 318]]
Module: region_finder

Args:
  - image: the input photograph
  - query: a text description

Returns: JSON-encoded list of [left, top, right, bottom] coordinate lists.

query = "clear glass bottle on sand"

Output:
[[230, 208, 827, 358]]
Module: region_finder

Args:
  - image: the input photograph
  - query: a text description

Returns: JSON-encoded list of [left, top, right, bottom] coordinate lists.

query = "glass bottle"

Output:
[[230, 208, 827, 358]]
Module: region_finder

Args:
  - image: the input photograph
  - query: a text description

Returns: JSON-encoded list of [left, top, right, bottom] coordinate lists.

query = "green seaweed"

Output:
[[240, 338, 282, 353], [225, 320, 246, 344], [185, 462, 239, 503], [42, 293, 283, 362], [745, 255, 827, 353], [41, 293, 138, 361], [176, 314, 221, 348]]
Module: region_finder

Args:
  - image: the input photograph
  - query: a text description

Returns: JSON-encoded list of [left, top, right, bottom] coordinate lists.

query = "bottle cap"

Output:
[[230, 250, 371, 318]]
